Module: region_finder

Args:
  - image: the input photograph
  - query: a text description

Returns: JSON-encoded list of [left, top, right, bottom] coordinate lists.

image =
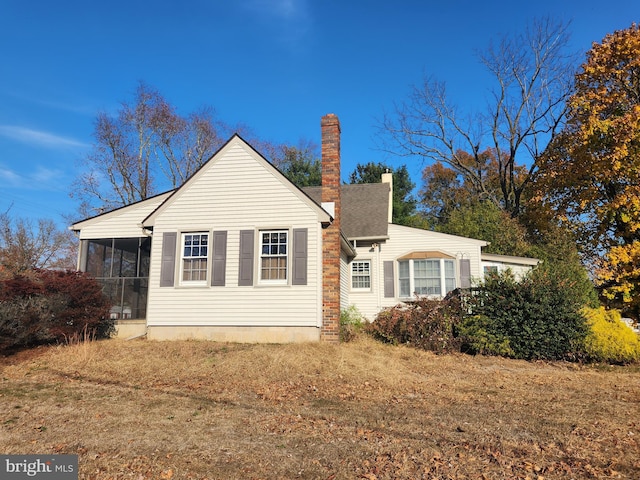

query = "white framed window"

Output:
[[398, 258, 456, 298], [181, 232, 208, 284], [351, 260, 371, 290], [484, 265, 499, 276], [260, 230, 288, 283]]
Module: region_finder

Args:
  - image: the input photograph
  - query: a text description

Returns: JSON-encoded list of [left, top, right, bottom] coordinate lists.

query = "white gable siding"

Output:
[[348, 224, 486, 320], [75, 193, 172, 239], [146, 142, 323, 329]]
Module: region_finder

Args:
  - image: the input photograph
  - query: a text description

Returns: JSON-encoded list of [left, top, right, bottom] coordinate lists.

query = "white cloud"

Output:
[[0, 125, 89, 150], [0, 167, 22, 187], [243, 0, 306, 19], [0, 163, 66, 191], [240, 0, 312, 50], [32, 166, 65, 184]]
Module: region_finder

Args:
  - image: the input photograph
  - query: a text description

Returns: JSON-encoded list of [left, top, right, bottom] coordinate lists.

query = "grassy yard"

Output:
[[0, 336, 638, 479]]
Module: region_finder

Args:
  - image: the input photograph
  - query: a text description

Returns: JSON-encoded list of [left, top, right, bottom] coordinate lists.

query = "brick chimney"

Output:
[[320, 114, 341, 342]]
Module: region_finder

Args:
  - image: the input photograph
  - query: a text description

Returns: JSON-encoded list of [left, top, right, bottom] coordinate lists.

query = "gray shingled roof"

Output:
[[302, 183, 390, 239]]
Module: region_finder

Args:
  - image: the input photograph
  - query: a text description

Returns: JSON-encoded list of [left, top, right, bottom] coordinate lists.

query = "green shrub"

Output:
[[457, 315, 514, 357], [462, 269, 588, 360], [0, 269, 113, 353], [583, 307, 640, 364], [367, 293, 463, 353], [340, 305, 366, 342]]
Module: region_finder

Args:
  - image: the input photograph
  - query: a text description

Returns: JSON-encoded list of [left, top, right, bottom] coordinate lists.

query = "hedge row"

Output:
[[367, 270, 639, 364]]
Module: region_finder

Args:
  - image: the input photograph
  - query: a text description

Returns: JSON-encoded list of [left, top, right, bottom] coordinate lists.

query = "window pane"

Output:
[[399, 261, 409, 278], [445, 278, 456, 293], [398, 261, 410, 297], [425, 260, 440, 277], [352, 261, 371, 289], [182, 233, 208, 282], [445, 260, 455, 277], [400, 279, 411, 297], [260, 230, 288, 281], [445, 260, 455, 294]]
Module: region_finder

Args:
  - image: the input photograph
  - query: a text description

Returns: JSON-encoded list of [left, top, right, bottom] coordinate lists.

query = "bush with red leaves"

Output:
[[366, 291, 464, 354], [0, 269, 113, 353]]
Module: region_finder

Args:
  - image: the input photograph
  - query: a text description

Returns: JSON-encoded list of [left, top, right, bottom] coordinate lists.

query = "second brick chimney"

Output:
[[320, 114, 341, 342]]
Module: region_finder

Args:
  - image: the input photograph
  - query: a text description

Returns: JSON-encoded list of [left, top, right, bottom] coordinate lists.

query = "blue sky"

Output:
[[0, 0, 638, 226]]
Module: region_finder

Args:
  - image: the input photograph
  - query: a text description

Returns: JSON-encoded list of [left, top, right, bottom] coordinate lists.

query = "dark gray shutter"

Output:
[[211, 231, 227, 286], [292, 228, 308, 285], [383, 261, 394, 298], [78, 240, 88, 272], [238, 230, 254, 286], [160, 232, 177, 287], [460, 259, 471, 289]]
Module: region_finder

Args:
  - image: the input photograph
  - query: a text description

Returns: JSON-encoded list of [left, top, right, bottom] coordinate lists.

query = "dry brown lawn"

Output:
[[0, 336, 639, 479]]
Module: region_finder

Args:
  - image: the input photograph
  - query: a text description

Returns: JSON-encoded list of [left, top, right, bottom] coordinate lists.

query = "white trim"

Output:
[[179, 231, 210, 286], [350, 259, 372, 292], [398, 258, 456, 299], [258, 228, 289, 285]]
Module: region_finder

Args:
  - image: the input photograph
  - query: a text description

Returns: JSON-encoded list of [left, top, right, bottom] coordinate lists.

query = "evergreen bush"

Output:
[[463, 270, 589, 360]]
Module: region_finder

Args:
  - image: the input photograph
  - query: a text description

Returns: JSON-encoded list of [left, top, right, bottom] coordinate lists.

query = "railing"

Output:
[[94, 277, 149, 320]]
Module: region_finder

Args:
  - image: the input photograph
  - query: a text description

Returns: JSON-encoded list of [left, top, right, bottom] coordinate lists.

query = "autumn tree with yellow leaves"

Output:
[[533, 24, 640, 316]]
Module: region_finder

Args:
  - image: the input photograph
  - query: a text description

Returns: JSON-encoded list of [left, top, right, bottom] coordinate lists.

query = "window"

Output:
[[398, 258, 456, 298], [399, 260, 410, 297], [484, 265, 499, 276], [351, 260, 371, 290], [182, 233, 208, 283], [444, 259, 456, 292], [260, 230, 288, 282]]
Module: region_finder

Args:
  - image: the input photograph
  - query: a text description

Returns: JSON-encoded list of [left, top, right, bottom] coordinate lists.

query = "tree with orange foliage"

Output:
[[419, 149, 530, 225], [533, 24, 640, 316]]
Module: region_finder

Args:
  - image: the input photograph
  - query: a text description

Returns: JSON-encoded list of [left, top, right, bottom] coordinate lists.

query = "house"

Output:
[[71, 114, 538, 342]]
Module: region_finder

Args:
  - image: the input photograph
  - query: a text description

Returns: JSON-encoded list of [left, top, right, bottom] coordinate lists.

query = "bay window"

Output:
[[398, 256, 456, 298]]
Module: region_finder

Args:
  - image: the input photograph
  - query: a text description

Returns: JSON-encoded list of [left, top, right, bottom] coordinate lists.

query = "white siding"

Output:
[[146, 141, 324, 329], [348, 244, 383, 320], [481, 260, 533, 280], [75, 193, 172, 239], [340, 250, 350, 312], [348, 224, 487, 320]]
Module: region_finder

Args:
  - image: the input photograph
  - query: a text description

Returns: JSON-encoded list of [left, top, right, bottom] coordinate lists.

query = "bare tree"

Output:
[[381, 17, 576, 217], [72, 82, 232, 215], [0, 212, 76, 274]]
